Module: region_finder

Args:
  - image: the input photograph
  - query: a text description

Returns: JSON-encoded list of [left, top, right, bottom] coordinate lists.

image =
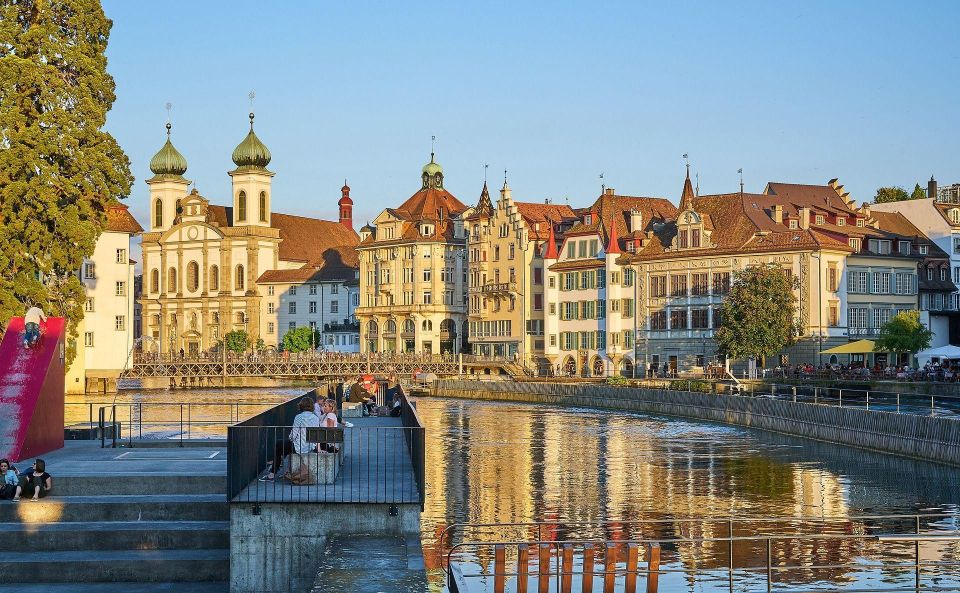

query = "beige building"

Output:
[[355, 153, 470, 354], [465, 179, 577, 370], [139, 117, 359, 354]]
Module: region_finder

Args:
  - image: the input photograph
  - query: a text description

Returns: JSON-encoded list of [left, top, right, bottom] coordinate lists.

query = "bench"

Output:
[[341, 401, 363, 418], [288, 427, 345, 485]]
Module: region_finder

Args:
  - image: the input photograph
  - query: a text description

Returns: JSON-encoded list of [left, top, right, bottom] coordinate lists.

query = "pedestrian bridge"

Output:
[[121, 353, 525, 384]]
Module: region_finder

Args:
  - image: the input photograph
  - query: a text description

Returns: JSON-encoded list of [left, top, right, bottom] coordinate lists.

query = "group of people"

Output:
[[1, 458, 52, 502]]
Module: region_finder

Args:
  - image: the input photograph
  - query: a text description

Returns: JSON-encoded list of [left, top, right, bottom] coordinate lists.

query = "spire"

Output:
[[605, 219, 621, 254], [475, 181, 493, 217], [680, 164, 695, 211], [543, 223, 559, 259]]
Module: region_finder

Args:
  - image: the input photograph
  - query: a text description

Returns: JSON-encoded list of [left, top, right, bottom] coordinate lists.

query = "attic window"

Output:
[[420, 224, 434, 236], [584, 214, 592, 225], [815, 215, 824, 225], [789, 220, 798, 230], [949, 209, 960, 225], [920, 245, 929, 255], [856, 218, 865, 227], [848, 238, 861, 250], [837, 218, 846, 226], [626, 242, 636, 253]]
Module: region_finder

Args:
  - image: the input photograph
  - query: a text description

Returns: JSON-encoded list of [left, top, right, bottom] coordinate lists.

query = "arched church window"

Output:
[[154, 199, 163, 228], [150, 269, 159, 293], [210, 265, 220, 291], [187, 261, 199, 292], [167, 268, 177, 293], [235, 265, 245, 291], [238, 191, 247, 222], [259, 192, 267, 222]]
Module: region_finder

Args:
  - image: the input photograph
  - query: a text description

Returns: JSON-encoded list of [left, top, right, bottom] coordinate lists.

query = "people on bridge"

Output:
[[23, 305, 47, 349], [261, 397, 319, 482]]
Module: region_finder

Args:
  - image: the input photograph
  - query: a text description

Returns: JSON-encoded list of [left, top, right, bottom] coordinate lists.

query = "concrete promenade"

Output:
[[429, 380, 960, 466]]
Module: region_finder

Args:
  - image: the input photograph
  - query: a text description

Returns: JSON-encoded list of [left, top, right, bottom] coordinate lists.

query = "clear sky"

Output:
[[103, 0, 960, 231]]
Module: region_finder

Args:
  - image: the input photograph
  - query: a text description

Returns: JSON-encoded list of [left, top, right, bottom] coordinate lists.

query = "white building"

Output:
[[67, 203, 143, 393]]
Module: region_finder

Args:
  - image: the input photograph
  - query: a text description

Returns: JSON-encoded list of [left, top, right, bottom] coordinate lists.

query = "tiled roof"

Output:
[[393, 187, 468, 222], [206, 206, 359, 266], [514, 202, 577, 239], [548, 258, 605, 271], [257, 245, 359, 284], [565, 192, 678, 250], [104, 203, 143, 234]]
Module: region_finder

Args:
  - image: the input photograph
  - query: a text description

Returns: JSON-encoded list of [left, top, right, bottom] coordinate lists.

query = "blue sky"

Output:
[[103, 1, 960, 230]]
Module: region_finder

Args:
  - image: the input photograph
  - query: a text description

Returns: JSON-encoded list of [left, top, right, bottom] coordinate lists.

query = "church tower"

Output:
[[146, 123, 189, 232], [229, 113, 274, 227], [339, 182, 353, 229]]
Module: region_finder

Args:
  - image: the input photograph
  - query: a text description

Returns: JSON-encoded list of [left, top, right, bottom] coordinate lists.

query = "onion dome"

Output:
[[340, 181, 353, 205], [360, 222, 375, 233], [421, 152, 444, 189], [149, 123, 188, 178], [231, 113, 272, 170]]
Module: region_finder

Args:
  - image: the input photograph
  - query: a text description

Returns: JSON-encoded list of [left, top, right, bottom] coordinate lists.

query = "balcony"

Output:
[[848, 327, 880, 337], [470, 281, 517, 295]]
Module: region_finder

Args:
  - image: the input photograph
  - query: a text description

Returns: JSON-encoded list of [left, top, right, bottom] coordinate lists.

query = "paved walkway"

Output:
[[27, 439, 226, 478], [311, 534, 427, 593]]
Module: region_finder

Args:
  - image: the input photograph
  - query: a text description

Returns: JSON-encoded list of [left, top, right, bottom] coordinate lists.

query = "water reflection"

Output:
[[417, 397, 960, 592]]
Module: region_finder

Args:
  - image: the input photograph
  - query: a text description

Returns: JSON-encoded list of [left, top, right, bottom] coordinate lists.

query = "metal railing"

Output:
[[90, 401, 279, 448], [718, 383, 960, 417], [443, 514, 960, 593], [225, 388, 425, 505]]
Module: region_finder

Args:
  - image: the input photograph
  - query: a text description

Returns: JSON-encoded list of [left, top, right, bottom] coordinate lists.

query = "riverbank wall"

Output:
[[427, 380, 960, 466]]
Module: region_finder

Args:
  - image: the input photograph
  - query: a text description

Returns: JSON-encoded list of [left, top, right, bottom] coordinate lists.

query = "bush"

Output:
[[607, 376, 630, 387], [670, 379, 712, 393]]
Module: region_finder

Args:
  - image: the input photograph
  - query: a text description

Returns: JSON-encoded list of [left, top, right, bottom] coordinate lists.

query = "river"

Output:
[[79, 388, 960, 592]]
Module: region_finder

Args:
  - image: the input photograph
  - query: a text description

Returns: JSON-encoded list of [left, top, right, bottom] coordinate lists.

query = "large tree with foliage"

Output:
[[281, 326, 322, 353], [911, 184, 927, 201], [223, 330, 250, 354], [0, 1, 133, 366], [873, 186, 911, 203], [874, 310, 932, 355], [714, 264, 799, 363]]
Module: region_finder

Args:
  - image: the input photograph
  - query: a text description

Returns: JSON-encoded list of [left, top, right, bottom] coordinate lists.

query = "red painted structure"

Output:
[[0, 317, 65, 462]]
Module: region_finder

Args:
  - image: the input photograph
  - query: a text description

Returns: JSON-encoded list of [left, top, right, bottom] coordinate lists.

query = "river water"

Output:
[[74, 388, 960, 592]]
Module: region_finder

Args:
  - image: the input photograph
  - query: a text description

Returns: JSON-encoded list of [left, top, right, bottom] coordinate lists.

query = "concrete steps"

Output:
[[1, 454, 230, 589]]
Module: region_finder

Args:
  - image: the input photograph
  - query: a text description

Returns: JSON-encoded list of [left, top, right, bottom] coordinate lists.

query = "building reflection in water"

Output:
[[418, 397, 960, 592]]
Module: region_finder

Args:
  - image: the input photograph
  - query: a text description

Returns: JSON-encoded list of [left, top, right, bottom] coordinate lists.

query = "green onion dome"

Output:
[[149, 123, 188, 177], [231, 113, 272, 170]]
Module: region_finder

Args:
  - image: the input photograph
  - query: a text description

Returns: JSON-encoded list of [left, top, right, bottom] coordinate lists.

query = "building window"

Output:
[[289, 302, 297, 314], [309, 301, 317, 314], [187, 261, 199, 292], [691, 308, 709, 329], [671, 274, 688, 297], [168, 268, 177, 293], [837, 218, 845, 226], [267, 285, 274, 296], [290, 286, 297, 296], [869, 239, 891, 254], [259, 191, 267, 222], [650, 275, 667, 297], [950, 209, 960, 225], [872, 272, 891, 294], [153, 199, 163, 228], [267, 322, 275, 334], [423, 291, 432, 304], [827, 266, 838, 292], [927, 268, 934, 281], [815, 215, 824, 225], [268, 302, 275, 314], [150, 269, 159, 293], [712, 272, 731, 295], [789, 220, 798, 230], [84, 332, 94, 347], [423, 269, 431, 282], [848, 238, 861, 251], [115, 281, 126, 296], [670, 309, 688, 329], [331, 301, 339, 313], [85, 299, 94, 312], [942, 268, 948, 281], [238, 190, 247, 221], [115, 315, 126, 331], [856, 218, 865, 227], [308, 284, 317, 295], [289, 322, 296, 331], [828, 304, 839, 327], [116, 249, 127, 264], [84, 262, 96, 279], [534, 267, 543, 285], [691, 273, 709, 296], [847, 271, 868, 294], [210, 265, 220, 291], [330, 284, 339, 295], [848, 307, 868, 331], [236, 265, 245, 291], [650, 310, 667, 330], [898, 241, 911, 255]]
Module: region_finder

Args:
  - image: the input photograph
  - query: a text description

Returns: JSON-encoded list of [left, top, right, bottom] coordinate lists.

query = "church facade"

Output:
[[139, 116, 360, 355]]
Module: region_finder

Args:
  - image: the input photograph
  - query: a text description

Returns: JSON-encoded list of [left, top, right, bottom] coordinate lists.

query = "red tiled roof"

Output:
[[105, 203, 143, 234], [514, 202, 577, 239], [565, 193, 678, 252]]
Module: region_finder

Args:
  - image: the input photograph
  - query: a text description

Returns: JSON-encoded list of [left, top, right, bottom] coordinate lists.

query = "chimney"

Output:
[[604, 188, 615, 196], [629, 208, 643, 232], [798, 207, 810, 229], [338, 183, 353, 230], [929, 176, 938, 200], [772, 204, 783, 224]]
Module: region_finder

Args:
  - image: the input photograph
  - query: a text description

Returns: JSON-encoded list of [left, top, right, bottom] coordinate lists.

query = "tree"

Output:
[[874, 310, 932, 355], [281, 326, 322, 353], [714, 264, 799, 363], [0, 1, 133, 366], [223, 330, 250, 354], [911, 184, 927, 201], [873, 186, 910, 203]]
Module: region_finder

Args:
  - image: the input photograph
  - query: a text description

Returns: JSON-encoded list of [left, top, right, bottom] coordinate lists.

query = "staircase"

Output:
[[0, 472, 230, 592]]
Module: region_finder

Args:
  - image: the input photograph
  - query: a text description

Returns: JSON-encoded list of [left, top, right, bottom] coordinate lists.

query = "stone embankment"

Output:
[[428, 380, 960, 466]]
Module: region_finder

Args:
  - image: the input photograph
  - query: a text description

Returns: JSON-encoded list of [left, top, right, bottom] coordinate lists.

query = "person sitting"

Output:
[[0, 459, 22, 501], [317, 399, 340, 453], [20, 459, 51, 500], [261, 397, 319, 481], [23, 305, 47, 348]]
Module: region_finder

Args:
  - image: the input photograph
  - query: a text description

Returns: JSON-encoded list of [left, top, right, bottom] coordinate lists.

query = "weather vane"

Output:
[[484, 164, 489, 183], [431, 135, 436, 155], [248, 90, 256, 111], [165, 102, 172, 123]]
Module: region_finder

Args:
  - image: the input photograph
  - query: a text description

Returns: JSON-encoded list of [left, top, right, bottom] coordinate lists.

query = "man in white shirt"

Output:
[[23, 306, 47, 348]]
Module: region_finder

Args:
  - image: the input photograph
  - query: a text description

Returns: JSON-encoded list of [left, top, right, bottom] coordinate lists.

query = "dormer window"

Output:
[[584, 214, 592, 225], [837, 217, 845, 226], [626, 242, 636, 253], [420, 224, 434, 236], [789, 220, 798, 230], [815, 215, 824, 225], [949, 209, 960, 225], [920, 245, 929, 255], [856, 218, 865, 227], [848, 238, 861, 250]]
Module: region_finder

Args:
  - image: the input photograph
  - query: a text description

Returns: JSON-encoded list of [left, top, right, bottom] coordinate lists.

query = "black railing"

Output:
[[226, 387, 425, 506]]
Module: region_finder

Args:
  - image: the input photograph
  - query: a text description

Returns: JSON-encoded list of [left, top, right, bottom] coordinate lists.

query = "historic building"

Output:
[[355, 153, 470, 354], [67, 203, 143, 393], [139, 117, 359, 354], [465, 179, 577, 370]]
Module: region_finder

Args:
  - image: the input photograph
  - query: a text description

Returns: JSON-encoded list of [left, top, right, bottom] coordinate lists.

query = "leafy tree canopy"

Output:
[[281, 326, 322, 353], [223, 330, 250, 354], [714, 264, 799, 361], [874, 310, 932, 354], [911, 184, 927, 201], [0, 1, 133, 366], [874, 186, 911, 203]]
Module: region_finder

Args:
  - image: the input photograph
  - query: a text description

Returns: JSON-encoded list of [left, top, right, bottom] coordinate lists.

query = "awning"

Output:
[[820, 339, 876, 355]]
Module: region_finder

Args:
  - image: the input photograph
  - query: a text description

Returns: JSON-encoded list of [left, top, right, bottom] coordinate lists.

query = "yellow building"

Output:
[[355, 153, 470, 354], [465, 180, 576, 370]]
